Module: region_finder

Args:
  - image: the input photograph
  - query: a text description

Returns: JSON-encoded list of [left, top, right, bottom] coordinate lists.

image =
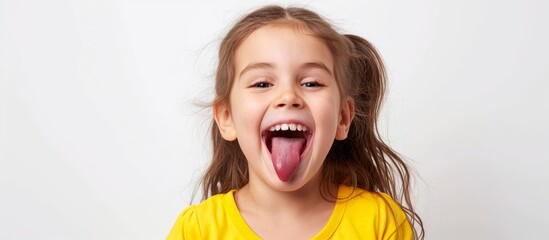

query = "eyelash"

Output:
[[301, 80, 325, 88], [248, 79, 325, 88], [250, 81, 272, 88]]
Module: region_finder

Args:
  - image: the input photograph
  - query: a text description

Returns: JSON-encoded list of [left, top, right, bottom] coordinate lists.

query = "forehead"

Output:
[[234, 24, 334, 74]]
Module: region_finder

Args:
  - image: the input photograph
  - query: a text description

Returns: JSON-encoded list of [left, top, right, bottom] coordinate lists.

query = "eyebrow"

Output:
[[301, 62, 332, 76], [238, 63, 274, 78], [238, 62, 332, 77]]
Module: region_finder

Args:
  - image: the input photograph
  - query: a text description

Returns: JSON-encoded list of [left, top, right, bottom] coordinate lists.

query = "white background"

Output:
[[2, 0, 548, 239]]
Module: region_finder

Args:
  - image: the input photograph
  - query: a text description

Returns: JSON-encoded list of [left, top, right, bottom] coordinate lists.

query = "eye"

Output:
[[250, 81, 272, 88], [302, 80, 325, 88]]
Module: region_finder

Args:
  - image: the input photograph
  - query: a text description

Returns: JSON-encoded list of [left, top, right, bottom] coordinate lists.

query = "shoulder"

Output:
[[192, 192, 228, 216], [340, 186, 403, 216], [338, 186, 413, 239], [166, 191, 246, 240], [166, 205, 200, 240]]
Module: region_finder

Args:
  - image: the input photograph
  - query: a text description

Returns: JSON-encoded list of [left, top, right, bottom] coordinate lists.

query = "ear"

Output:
[[335, 97, 355, 140], [213, 102, 237, 141]]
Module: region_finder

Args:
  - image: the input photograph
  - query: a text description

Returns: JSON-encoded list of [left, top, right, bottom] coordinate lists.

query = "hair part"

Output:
[[201, 5, 424, 239]]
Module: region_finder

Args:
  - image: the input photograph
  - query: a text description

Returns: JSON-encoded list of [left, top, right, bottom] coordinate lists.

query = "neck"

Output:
[[234, 176, 339, 239]]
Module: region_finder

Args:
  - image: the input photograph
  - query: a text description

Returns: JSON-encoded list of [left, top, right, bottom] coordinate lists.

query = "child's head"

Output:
[[205, 5, 386, 192], [204, 4, 386, 192]]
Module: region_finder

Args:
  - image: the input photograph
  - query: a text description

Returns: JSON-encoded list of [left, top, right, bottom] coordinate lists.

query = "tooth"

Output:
[[303, 126, 308, 131], [289, 123, 296, 131], [275, 125, 281, 131], [270, 126, 275, 131], [281, 124, 289, 131], [297, 124, 302, 131]]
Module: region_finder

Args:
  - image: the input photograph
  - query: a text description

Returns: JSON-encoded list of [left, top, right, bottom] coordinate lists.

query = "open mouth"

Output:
[[262, 123, 312, 182]]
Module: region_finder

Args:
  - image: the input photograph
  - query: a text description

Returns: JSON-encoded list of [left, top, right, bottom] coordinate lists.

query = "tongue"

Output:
[[271, 137, 306, 182]]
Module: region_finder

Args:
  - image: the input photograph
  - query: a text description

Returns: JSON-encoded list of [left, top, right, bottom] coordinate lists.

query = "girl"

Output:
[[168, 5, 424, 240]]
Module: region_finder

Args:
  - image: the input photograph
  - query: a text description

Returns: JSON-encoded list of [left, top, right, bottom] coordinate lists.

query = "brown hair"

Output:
[[201, 5, 424, 239]]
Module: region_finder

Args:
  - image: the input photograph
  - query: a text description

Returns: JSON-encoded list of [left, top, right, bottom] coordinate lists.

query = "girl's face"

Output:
[[215, 24, 353, 192]]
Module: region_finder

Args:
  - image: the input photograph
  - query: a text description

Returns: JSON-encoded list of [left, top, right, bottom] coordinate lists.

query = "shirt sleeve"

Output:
[[166, 206, 201, 240], [378, 193, 414, 240]]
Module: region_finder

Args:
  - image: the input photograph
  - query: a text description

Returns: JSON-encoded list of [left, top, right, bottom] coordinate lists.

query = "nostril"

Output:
[[276, 103, 286, 108]]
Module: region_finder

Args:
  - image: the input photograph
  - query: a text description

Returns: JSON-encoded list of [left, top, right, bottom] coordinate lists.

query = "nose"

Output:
[[273, 86, 304, 109]]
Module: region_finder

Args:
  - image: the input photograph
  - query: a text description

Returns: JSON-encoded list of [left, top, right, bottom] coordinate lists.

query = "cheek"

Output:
[[312, 94, 341, 128], [229, 93, 265, 132]]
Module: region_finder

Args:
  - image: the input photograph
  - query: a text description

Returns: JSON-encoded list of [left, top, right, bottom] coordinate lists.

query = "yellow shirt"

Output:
[[167, 185, 413, 239]]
